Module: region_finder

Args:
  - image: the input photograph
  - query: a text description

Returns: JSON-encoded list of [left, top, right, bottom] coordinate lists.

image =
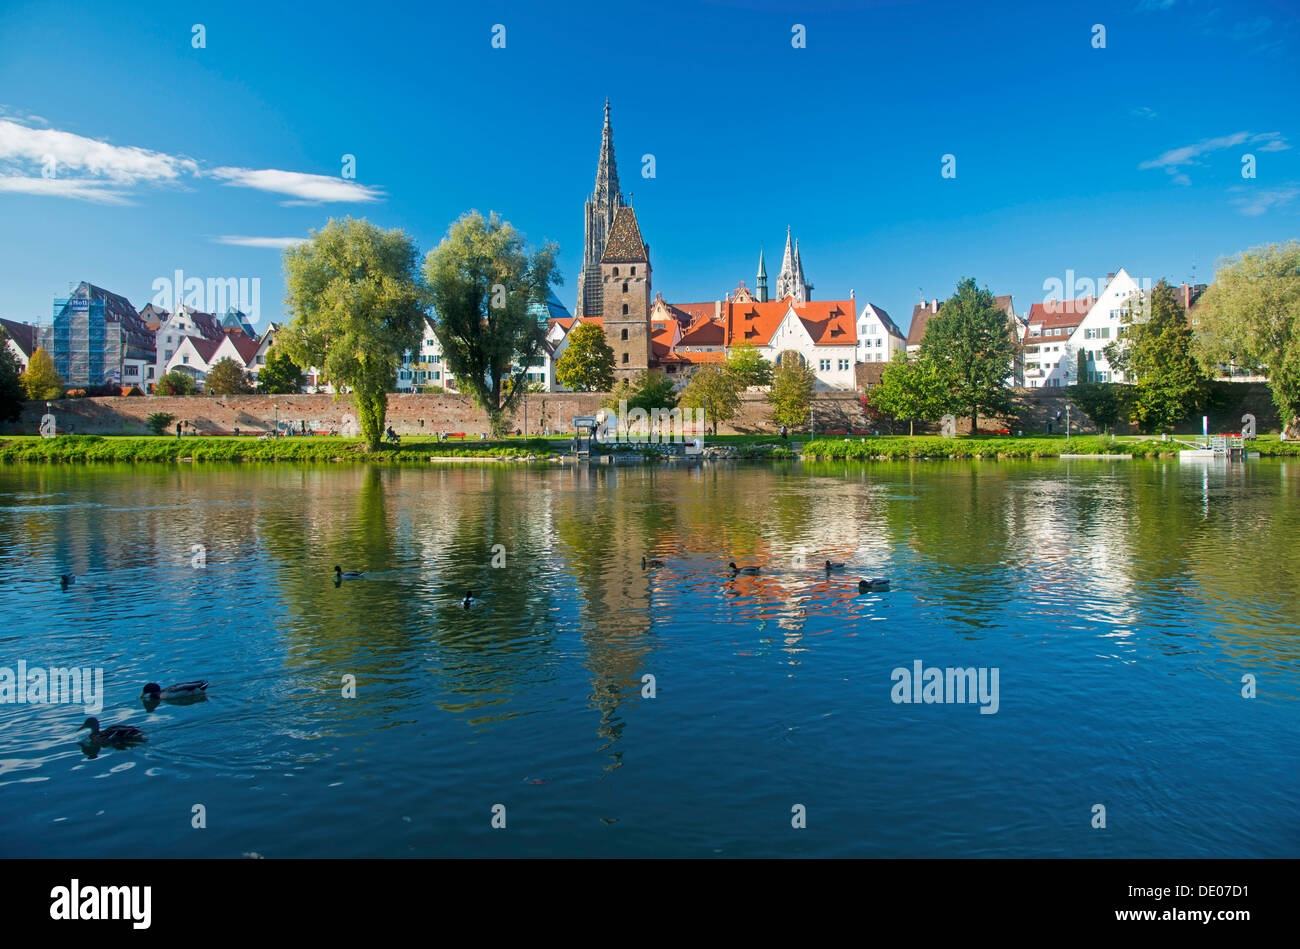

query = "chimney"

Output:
[[715, 300, 721, 321], [1107, 273, 1114, 283], [931, 298, 939, 312]]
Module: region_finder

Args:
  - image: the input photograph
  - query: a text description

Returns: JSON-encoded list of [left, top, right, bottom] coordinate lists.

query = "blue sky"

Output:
[[1, 0, 1297, 335]]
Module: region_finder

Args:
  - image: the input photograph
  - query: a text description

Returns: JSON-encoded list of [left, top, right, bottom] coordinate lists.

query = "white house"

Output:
[[856, 303, 905, 363], [143, 304, 225, 390], [727, 294, 857, 390], [0, 317, 38, 370], [1067, 268, 1143, 384]]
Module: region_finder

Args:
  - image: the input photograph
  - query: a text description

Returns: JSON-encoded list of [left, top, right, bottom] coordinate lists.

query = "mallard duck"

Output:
[[858, 578, 890, 593], [642, 556, 664, 568], [334, 566, 364, 580], [825, 560, 846, 572], [729, 562, 761, 576], [141, 680, 208, 701], [77, 717, 145, 745], [462, 590, 476, 609]]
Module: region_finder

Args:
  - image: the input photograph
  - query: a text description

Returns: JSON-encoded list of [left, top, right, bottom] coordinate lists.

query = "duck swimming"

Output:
[[462, 590, 476, 609], [60, 574, 75, 590], [334, 566, 364, 580], [825, 560, 846, 572], [858, 578, 891, 593], [141, 680, 209, 701], [642, 556, 664, 568], [77, 717, 145, 745], [729, 562, 761, 575]]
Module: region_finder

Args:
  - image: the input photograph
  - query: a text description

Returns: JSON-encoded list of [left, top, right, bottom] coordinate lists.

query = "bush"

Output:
[[155, 371, 198, 396], [145, 412, 176, 435]]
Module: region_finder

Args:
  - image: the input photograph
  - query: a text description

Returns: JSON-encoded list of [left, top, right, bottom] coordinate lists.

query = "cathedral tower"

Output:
[[575, 99, 626, 319], [756, 247, 768, 303], [600, 206, 652, 380], [774, 227, 813, 302]]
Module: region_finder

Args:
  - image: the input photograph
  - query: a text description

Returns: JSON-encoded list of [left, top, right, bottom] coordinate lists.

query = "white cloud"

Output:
[[208, 167, 383, 205], [1231, 184, 1300, 216], [0, 119, 197, 184], [0, 176, 133, 204], [0, 116, 384, 207], [1139, 132, 1290, 183], [213, 235, 309, 248]]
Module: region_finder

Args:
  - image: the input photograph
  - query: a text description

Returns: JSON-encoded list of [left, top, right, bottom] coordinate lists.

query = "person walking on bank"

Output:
[[780, 424, 788, 441], [176, 421, 182, 440]]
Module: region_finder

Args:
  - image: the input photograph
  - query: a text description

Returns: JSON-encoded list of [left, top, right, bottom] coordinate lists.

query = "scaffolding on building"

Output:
[[41, 297, 123, 387]]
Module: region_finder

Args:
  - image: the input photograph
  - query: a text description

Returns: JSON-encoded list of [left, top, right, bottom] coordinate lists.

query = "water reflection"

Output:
[[0, 459, 1297, 857]]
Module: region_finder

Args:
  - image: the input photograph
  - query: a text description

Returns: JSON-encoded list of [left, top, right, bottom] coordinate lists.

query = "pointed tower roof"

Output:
[[593, 97, 623, 207], [793, 238, 807, 284], [757, 246, 767, 279], [779, 226, 795, 277], [600, 206, 648, 262]]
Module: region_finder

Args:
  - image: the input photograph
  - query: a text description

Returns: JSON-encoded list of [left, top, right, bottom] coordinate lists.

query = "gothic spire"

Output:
[[594, 98, 623, 207], [756, 246, 768, 302]]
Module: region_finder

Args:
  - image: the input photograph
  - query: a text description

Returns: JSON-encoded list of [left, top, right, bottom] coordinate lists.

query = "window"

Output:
[[620, 328, 628, 340], [622, 304, 629, 315], [819, 359, 831, 371], [622, 282, 628, 293], [613, 267, 619, 276], [182, 355, 188, 364], [838, 359, 850, 371], [631, 266, 636, 275], [622, 353, 629, 364]]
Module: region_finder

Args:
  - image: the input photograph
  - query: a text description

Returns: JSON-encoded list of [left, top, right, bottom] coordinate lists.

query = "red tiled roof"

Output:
[[1024, 298, 1092, 340], [223, 331, 261, 365], [725, 296, 856, 348]]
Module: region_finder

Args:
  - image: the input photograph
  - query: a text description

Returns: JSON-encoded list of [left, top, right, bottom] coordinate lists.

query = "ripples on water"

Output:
[[0, 460, 1296, 857]]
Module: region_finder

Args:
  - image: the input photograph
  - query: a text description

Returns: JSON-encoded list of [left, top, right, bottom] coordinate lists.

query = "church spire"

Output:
[[576, 99, 626, 319], [756, 246, 768, 302], [594, 97, 623, 208], [775, 228, 811, 303]]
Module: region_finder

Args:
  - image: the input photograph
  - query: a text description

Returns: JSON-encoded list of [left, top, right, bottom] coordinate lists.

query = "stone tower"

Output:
[[774, 227, 813, 302], [575, 99, 626, 319], [756, 247, 768, 303], [601, 206, 652, 380]]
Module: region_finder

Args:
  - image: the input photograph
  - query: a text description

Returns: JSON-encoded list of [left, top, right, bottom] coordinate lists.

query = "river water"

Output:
[[0, 459, 1296, 857]]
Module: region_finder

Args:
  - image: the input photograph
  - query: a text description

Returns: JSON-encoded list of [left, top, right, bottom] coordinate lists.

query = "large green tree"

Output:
[[1191, 241, 1300, 428], [918, 278, 1016, 433], [205, 357, 251, 395], [867, 351, 945, 435], [678, 363, 743, 428], [1106, 279, 1208, 433], [726, 342, 774, 388], [423, 211, 559, 436], [257, 348, 305, 394], [281, 217, 428, 450], [555, 322, 614, 391], [768, 351, 816, 429], [20, 347, 64, 400], [0, 329, 24, 422]]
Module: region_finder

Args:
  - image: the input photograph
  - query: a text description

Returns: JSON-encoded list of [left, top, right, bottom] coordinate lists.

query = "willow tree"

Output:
[[281, 217, 428, 450], [424, 211, 559, 436], [1192, 241, 1300, 429]]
